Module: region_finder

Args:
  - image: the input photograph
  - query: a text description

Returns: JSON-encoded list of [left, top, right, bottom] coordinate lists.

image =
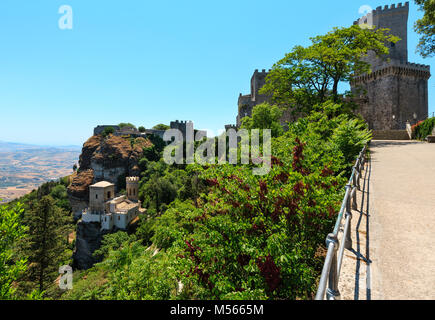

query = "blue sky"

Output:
[[0, 0, 433, 146]]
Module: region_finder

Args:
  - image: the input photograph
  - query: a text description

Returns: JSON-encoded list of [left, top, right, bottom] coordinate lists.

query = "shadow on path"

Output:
[[351, 156, 372, 300]]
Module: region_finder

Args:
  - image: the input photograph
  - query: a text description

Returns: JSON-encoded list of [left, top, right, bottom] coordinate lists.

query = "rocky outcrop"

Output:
[[67, 134, 152, 202], [72, 221, 106, 270], [68, 169, 94, 217], [67, 133, 153, 269]]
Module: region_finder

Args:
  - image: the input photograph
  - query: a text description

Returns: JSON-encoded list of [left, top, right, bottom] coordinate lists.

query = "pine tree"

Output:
[[23, 196, 71, 293]]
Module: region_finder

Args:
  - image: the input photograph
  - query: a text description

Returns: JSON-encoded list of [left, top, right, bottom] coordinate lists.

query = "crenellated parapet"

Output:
[[352, 62, 431, 85], [126, 177, 139, 183], [353, 2, 409, 26]]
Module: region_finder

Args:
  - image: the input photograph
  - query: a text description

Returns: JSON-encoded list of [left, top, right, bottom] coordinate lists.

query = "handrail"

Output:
[[315, 143, 368, 300]]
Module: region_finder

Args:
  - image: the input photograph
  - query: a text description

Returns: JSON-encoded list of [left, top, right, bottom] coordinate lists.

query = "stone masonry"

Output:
[[351, 2, 431, 130]]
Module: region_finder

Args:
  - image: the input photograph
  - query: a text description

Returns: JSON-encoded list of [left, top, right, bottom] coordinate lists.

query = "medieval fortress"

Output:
[[231, 2, 431, 133]]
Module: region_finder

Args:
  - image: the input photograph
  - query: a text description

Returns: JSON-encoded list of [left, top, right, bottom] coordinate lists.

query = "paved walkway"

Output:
[[340, 140, 435, 300]]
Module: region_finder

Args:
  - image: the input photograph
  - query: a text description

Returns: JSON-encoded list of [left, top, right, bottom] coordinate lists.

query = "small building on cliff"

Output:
[[81, 177, 142, 231]]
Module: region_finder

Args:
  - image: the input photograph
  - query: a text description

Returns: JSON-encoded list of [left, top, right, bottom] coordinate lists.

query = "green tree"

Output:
[[102, 126, 115, 137], [118, 123, 137, 130], [415, 0, 435, 57], [138, 126, 146, 133], [152, 124, 170, 130], [261, 25, 399, 115], [0, 202, 28, 299], [143, 176, 177, 211], [241, 103, 284, 137], [22, 196, 71, 293]]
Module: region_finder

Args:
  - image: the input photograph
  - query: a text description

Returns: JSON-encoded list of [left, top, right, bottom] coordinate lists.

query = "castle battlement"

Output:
[[352, 64, 431, 85], [353, 2, 409, 25], [126, 177, 139, 183], [404, 62, 431, 72], [368, 61, 431, 73]]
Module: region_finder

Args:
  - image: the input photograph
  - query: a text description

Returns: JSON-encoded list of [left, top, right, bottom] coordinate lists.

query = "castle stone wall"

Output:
[[351, 2, 430, 131]]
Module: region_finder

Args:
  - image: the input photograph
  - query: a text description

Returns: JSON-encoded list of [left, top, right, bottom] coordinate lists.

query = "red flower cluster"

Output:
[[185, 239, 214, 290], [207, 178, 219, 187], [247, 222, 266, 235], [259, 180, 268, 202], [237, 254, 251, 267], [293, 181, 305, 196], [275, 172, 289, 183], [227, 175, 250, 192], [271, 156, 284, 167], [256, 255, 282, 293], [321, 166, 334, 177], [293, 138, 309, 175]]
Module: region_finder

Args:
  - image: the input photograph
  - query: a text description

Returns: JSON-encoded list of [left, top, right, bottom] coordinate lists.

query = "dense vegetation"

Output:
[[414, 0, 435, 58], [412, 117, 435, 140], [2, 178, 74, 299]]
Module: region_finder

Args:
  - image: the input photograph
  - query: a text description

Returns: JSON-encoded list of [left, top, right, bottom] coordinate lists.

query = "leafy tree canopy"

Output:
[[118, 123, 137, 129], [414, 0, 435, 57], [0, 202, 28, 300], [260, 25, 399, 115], [152, 124, 170, 130], [241, 103, 284, 138]]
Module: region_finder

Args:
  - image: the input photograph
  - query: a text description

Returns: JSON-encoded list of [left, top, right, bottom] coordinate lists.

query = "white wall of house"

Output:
[[101, 213, 114, 230], [82, 212, 101, 223]]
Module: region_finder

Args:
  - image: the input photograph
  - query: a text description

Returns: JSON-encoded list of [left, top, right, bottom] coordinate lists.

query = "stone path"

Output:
[[339, 140, 435, 300]]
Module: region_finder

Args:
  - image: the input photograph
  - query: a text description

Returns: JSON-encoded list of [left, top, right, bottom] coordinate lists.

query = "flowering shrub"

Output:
[[63, 106, 371, 301], [154, 110, 370, 300], [413, 118, 435, 140]]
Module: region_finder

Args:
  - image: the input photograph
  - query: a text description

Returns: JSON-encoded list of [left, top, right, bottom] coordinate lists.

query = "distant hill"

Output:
[[0, 140, 81, 152]]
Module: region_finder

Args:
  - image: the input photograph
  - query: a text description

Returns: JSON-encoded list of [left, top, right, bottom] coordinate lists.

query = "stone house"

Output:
[[81, 177, 141, 231]]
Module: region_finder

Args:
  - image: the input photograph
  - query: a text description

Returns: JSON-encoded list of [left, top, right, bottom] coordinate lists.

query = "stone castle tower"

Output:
[[126, 177, 139, 202], [351, 2, 431, 130], [230, 2, 431, 132], [237, 69, 271, 127]]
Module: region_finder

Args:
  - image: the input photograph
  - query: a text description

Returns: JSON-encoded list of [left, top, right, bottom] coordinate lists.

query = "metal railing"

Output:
[[315, 144, 368, 300]]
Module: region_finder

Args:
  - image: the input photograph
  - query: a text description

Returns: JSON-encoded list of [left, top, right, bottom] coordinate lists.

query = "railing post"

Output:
[[351, 186, 357, 210], [326, 233, 340, 300], [345, 186, 353, 250], [355, 171, 360, 190]]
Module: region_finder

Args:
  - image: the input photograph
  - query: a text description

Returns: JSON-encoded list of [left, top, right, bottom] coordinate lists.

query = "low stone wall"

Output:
[[372, 130, 410, 140]]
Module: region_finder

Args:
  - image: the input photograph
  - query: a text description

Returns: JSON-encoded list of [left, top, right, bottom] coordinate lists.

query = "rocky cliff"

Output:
[[67, 134, 152, 215], [68, 133, 152, 269], [72, 221, 105, 270]]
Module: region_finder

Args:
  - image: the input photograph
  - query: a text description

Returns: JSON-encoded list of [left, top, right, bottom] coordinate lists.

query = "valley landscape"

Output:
[[0, 141, 80, 202]]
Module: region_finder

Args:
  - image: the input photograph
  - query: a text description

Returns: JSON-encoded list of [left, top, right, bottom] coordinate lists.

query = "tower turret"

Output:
[[126, 177, 139, 202]]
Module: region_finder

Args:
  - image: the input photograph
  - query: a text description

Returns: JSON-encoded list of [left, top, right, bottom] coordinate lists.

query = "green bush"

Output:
[[414, 118, 435, 140]]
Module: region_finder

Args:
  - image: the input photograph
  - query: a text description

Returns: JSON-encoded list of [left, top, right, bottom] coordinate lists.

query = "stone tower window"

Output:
[[391, 42, 395, 48], [96, 194, 98, 199]]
